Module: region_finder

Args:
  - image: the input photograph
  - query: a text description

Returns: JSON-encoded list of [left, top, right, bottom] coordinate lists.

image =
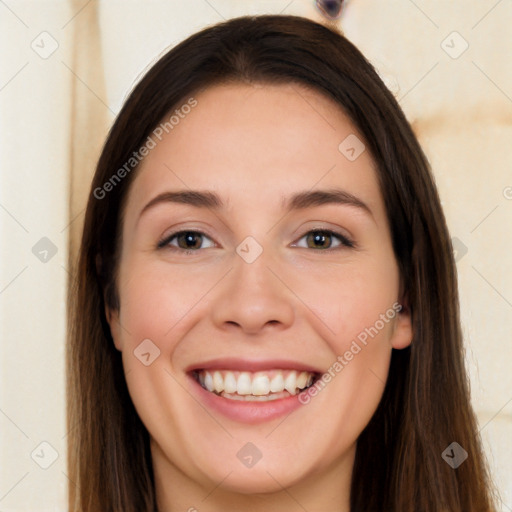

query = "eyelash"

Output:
[[157, 229, 355, 253]]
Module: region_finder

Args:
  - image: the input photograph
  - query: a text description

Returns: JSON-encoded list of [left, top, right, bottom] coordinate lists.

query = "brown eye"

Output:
[[295, 229, 354, 250], [175, 232, 203, 250], [157, 230, 215, 251], [306, 231, 333, 249]]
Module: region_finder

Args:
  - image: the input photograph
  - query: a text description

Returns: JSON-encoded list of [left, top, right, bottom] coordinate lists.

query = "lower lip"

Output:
[[187, 373, 306, 424]]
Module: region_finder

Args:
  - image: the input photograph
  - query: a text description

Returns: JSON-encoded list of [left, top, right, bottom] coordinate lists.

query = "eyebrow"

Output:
[[138, 188, 374, 222]]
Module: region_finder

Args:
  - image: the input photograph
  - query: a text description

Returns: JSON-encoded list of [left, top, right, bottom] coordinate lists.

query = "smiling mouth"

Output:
[[192, 369, 320, 402]]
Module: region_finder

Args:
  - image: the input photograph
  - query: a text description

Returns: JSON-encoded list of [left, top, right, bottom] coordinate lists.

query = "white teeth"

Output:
[[296, 371, 308, 389], [195, 369, 316, 398], [269, 373, 285, 392], [224, 372, 237, 393], [204, 372, 213, 392], [284, 372, 297, 394], [237, 372, 252, 395], [252, 375, 270, 395], [213, 371, 223, 393]]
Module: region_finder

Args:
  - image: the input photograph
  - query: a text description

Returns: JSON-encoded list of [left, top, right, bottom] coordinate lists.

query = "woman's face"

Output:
[[106, 82, 412, 501]]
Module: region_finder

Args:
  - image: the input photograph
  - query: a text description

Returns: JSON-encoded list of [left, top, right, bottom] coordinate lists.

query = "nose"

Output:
[[211, 245, 295, 335]]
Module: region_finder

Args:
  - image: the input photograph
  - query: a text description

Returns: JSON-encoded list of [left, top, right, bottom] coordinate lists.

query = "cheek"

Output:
[[298, 256, 399, 425], [297, 265, 399, 453], [295, 257, 400, 351], [117, 260, 211, 348]]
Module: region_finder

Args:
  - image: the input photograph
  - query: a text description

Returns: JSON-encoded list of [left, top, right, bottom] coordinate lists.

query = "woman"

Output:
[[67, 14, 498, 512]]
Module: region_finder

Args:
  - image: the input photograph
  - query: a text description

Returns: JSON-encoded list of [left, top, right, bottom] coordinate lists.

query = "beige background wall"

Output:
[[1, 1, 511, 510]]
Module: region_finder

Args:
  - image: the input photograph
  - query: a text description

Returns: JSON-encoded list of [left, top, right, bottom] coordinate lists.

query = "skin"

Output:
[[106, 82, 413, 512]]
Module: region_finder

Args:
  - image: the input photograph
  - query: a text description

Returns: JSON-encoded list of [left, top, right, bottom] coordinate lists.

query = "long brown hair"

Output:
[[67, 14, 499, 511]]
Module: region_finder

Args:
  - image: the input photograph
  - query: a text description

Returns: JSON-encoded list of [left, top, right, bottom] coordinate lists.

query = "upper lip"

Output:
[[185, 357, 323, 374]]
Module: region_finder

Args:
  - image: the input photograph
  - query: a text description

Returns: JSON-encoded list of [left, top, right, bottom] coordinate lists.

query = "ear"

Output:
[[389, 300, 413, 350], [105, 304, 123, 352]]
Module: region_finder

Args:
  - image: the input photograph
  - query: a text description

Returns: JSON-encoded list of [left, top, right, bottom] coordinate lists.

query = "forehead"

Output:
[[123, 82, 384, 223]]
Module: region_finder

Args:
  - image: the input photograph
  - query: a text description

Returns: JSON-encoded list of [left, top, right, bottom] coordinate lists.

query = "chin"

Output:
[[204, 464, 305, 495]]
